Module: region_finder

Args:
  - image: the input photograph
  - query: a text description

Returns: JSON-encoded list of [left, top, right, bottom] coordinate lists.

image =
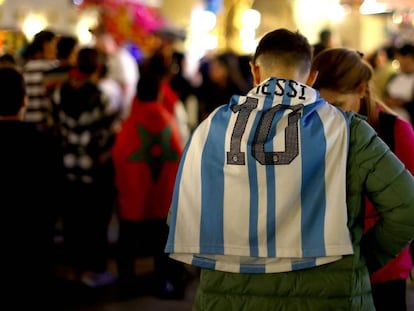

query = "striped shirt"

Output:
[[23, 59, 58, 129], [165, 77, 353, 273]]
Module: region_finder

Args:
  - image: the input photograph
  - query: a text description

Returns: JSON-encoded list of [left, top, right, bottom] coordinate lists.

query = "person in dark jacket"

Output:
[[0, 66, 63, 309], [165, 28, 414, 310], [312, 47, 414, 311], [52, 47, 118, 287]]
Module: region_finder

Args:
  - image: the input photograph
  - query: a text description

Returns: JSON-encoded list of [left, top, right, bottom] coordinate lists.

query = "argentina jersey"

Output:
[[165, 77, 354, 273]]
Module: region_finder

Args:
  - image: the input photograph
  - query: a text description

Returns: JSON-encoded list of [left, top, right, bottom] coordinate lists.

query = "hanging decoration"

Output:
[[79, 0, 165, 52]]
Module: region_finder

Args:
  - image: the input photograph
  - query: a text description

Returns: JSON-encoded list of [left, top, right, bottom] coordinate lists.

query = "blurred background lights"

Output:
[[241, 9, 261, 29], [22, 14, 47, 41], [359, 0, 389, 15], [191, 9, 217, 33], [328, 3, 349, 22]]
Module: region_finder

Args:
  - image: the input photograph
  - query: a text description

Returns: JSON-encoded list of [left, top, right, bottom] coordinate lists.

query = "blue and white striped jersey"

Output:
[[165, 77, 353, 273]]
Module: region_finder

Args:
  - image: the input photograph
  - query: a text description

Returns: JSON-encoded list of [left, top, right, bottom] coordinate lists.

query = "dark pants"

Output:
[[372, 278, 407, 311], [61, 175, 115, 273], [116, 219, 185, 286]]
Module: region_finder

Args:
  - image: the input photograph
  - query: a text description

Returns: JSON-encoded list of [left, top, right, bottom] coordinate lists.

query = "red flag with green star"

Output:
[[113, 99, 184, 221]]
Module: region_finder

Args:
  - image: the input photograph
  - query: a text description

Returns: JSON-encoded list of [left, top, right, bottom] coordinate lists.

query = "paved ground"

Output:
[[53, 256, 199, 311], [52, 218, 414, 310]]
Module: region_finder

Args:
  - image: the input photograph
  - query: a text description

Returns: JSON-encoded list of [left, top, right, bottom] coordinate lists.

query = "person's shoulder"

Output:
[[7, 122, 57, 149], [346, 111, 377, 140], [344, 111, 367, 123]]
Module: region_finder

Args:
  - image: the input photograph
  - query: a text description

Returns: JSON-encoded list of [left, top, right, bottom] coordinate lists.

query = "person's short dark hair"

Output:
[[22, 29, 56, 60], [0, 53, 17, 67], [137, 72, 161, 102], [0, 67, 26, 116], [397, 43, 414, 57], [56, 36, 78, 60], [77, 47, 101, 74], [253, 28, 312, 75]]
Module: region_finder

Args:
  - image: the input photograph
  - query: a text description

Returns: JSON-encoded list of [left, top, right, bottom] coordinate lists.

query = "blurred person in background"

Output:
[[93, 27, 139, 120], [97, 61, 124, 132], [0, 66, 62, 309], [312, 47, 414, 311], [384, 43, 414, 125], [312, 28, 335, 57], [366, 45, 397, 101], [21, 29, 58, 134], [113, 69, 187, 299], [44, 35, 79, 94], [196, 51, 250, 121], [140, 47, 190, 147], [52, 47, 118, 287]]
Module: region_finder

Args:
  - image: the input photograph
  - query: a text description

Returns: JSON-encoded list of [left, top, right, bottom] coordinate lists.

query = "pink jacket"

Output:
[[365, 115, 414, 284]]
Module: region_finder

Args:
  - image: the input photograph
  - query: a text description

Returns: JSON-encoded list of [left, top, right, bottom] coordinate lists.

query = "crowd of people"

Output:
[[2, 23, 414, 311]]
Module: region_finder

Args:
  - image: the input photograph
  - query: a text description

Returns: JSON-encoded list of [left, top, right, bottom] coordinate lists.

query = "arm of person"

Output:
[[394, 117, 414, 175], [351, 115, 414, 273]]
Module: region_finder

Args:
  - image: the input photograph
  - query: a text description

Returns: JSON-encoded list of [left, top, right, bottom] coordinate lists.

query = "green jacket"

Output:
[[193, 113, 414, 311]]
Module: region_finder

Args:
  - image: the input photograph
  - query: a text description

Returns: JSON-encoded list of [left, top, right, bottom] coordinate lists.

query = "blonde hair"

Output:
[[311, 48, 396, 131]]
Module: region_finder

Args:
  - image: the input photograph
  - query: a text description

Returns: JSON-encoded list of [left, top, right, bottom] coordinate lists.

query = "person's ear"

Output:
[[306, 70, 319, 86], [249, 61, 261, 86]]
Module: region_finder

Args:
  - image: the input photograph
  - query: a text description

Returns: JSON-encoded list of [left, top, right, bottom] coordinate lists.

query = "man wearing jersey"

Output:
[[165, 28, 414, 310]]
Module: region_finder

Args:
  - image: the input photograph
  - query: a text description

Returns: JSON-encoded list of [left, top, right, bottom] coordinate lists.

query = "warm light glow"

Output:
[[241, 9, 261, 29], [76, 16, 96, 45], [239, 28, 256, 40], [191, 9, 217, 33], [328, 3, 348, 22], [392, 11, 404, 24], [203, 34, 218, 50], [241, 38, 258, 54], [22, 14, 47, 41], [359, 0, 389, 15]]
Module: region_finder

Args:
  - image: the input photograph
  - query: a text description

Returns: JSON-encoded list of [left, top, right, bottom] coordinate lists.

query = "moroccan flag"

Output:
[[113, 98, 183, 221], [166, 77, 353, 273]]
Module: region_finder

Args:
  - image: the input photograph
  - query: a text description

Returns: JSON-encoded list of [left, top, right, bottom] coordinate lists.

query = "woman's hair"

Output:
[[311, 47, 395, 131]]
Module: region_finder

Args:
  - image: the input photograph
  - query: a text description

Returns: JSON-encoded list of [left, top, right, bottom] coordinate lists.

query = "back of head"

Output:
[[0, 53, 17, 68], [397, 43, 414, 58], [57, 36, 78, 60], [311, 48, 386, 129], [22, 29, 56, 60], [137, 72, 161, 103], [253, 28, 312, 77], [77, 47, 100, 74], [0, 67, 26, 116], [311, 48, 372, 93]]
